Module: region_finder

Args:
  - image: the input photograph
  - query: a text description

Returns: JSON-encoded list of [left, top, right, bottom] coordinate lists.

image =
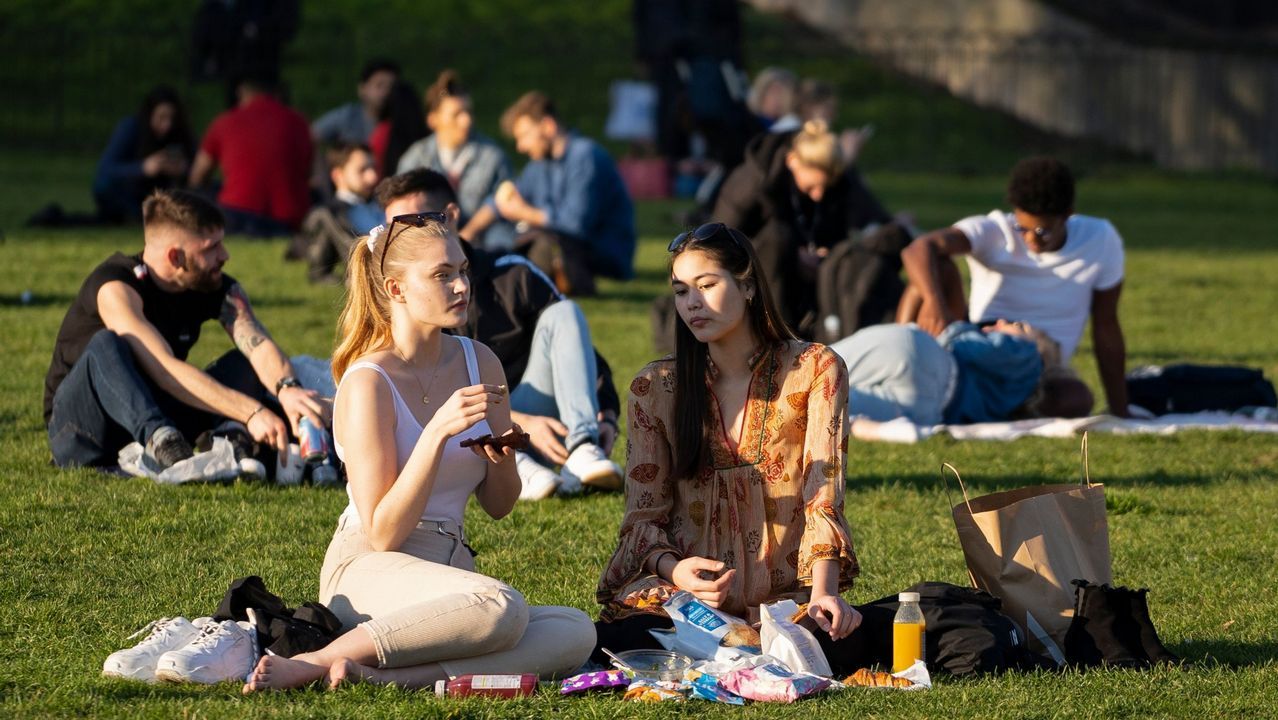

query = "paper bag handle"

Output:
[[940, 462, 974, 517], [1081, 431, 1093, 487]]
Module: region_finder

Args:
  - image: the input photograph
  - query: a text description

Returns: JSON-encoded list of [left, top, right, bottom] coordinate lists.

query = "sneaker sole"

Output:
[[576, 466, 623, 491], [519, 479, 559, 501], [102, 667, 156, 683]]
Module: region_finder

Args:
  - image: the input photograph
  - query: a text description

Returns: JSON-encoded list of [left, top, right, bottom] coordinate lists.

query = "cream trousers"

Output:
[[319, 516, 594, 678]]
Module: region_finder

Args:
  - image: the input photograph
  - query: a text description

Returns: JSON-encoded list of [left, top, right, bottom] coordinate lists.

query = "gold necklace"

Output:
[[396, 342, 442, 405]]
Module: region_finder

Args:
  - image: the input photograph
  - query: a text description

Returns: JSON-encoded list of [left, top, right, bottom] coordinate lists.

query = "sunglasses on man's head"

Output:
[[381, 211, 449, 274], [668, 222, 748, 253]]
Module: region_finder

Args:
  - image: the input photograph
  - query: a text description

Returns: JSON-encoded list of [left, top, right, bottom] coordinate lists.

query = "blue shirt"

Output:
[[498, 133, 636, 280], [938, 322, 1043, 424]]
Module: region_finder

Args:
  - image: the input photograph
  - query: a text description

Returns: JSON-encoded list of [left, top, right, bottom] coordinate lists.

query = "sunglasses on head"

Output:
[[381, 211, 448, 274], [667, 222, 747, 253]]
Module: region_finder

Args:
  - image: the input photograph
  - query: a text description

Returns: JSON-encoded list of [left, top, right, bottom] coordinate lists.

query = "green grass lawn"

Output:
[[2, 169, 1278, 718]]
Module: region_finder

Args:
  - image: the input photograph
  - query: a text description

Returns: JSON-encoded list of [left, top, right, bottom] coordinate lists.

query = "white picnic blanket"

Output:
[[853, 411, 1278, 444]]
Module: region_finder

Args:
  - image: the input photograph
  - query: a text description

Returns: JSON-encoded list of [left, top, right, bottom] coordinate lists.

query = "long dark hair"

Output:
[[669, 224, 794, 480], [136, 85, 195, 160], [382, 80, 428, 175]]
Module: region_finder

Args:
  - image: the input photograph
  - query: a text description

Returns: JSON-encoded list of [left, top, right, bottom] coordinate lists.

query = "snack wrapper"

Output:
[[622, 679, 685, 702], [650, 591, 761, 662], [719, 662, 832, 703], [684, 669, 745, 705], [559, 669, 629, 694], [759, 599, 832, 677]]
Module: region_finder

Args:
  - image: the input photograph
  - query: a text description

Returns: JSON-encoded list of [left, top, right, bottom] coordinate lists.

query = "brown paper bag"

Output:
[[946, 448, 1111, 664]]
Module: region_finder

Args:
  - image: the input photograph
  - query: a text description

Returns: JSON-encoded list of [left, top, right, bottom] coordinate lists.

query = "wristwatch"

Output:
[[275, 376, 303, 395]]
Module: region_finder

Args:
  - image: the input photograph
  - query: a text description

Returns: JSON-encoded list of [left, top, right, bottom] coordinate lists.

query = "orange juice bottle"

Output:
[[892, 591, 926, 673]]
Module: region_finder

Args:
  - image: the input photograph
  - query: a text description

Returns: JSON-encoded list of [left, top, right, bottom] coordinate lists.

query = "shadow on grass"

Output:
[[1175, 639, 1278, 667], [0, 292, 73, 307], [851, 470, 1217, 494]]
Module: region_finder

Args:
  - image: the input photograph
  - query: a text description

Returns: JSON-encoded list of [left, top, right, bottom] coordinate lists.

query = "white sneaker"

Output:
[[561, 442, 623, 491], [515, 451, 561, 501], [102, 616, 209, 682], [155, 619, 260, 684]]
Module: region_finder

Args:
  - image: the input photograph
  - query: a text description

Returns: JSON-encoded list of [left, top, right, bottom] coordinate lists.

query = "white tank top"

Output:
[[333, 335, 490, 527]]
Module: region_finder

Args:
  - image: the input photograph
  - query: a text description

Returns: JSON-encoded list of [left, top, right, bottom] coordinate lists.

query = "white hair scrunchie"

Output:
[[366, 224, 387, 254]]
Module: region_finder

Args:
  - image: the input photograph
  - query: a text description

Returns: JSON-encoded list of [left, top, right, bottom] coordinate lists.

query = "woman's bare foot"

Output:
[[241, 654, 329, 693], [326, 658, 381, 689]]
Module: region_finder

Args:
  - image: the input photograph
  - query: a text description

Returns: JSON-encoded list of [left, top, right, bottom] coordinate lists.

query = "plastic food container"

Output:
[[612, 650, 692, 682]]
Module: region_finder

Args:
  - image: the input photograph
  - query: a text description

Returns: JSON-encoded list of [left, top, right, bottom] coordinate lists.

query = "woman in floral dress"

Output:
[[593, 222, 865, 666]]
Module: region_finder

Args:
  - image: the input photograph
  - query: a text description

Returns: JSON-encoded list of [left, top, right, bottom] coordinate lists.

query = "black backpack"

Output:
[[1126, 364, 1277, 415], [856, 582, 1054, 676], [812, 222, 910, 344]]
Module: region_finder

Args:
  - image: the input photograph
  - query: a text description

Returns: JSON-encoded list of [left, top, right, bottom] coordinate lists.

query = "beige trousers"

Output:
[[319, 516, 595, 678]]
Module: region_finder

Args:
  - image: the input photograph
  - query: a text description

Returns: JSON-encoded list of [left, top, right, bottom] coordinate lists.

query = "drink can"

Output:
[[298, 417, 330, 463]]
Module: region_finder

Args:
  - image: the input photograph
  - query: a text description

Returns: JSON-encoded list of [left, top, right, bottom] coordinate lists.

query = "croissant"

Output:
[[843, 668, 913, 689]]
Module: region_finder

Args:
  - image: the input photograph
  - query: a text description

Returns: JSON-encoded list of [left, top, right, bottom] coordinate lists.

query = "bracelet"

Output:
[[245, 404, 266, 424]]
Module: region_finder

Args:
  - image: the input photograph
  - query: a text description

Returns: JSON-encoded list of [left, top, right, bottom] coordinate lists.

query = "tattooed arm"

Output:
[[220, 283, 330, 434]]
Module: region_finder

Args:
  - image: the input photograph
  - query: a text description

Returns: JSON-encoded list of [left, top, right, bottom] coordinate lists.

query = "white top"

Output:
[[955, 211, 1125, 363], [333, 335, 490, 527]]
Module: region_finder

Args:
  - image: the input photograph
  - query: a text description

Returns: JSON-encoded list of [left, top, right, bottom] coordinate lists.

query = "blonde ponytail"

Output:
[[332, 235, 392, 383]]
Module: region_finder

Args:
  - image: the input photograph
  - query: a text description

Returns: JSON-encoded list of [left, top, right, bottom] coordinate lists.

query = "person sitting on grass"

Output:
[[713, 119, 907, 338], [462, 91, 636, 296], [296, 142, 383, 283], [396, 69, 515, 251], [376, 169, 623, 499], [93, 85, 196, 224], [242, 212, 594, 692], [593, 222, 876, 673], [188, 72, 313, 237], [44, 189, 329, 470], [897, 156, 1129, 416], [830, 320, 1094, 434]]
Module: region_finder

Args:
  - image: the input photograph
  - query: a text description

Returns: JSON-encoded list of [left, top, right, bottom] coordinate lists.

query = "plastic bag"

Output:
[[650, 591, 760, 662], [759, 599, 832, 677]]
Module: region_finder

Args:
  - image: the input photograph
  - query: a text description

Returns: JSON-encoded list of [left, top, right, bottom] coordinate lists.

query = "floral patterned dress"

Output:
[[597, 340, 858, 623]]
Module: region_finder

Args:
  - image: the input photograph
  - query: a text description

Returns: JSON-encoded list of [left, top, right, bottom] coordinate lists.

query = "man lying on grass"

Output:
[[44, 189, 329, 470]]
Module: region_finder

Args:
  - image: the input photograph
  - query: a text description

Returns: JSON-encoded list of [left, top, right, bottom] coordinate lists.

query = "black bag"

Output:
[[857, 582, 1054, 676], [812, 223, 910, 344], [1126, 364, 1277, 415], [213, 576, 343, 658], [1064, 579, 1179, 668]]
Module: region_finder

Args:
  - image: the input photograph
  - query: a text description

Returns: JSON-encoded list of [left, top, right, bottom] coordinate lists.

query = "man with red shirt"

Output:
[[190, 74, 313, 237]]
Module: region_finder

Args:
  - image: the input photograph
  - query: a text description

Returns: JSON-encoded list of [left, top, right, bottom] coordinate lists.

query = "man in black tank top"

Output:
[[45, 190, 330, 470]]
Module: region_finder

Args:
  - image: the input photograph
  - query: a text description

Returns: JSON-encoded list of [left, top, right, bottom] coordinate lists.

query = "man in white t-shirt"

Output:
[[898, 157, 1129, 416]]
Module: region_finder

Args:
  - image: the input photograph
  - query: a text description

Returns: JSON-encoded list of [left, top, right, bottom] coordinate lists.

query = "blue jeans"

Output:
[[47, 330, 275, 468], [830, 324, 957, 426], [509, 300, 600, 454]]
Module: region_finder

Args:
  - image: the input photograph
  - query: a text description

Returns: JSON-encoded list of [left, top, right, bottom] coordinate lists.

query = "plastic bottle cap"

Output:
[[898, 592, 921, 603], [434, 679, 446, 697]]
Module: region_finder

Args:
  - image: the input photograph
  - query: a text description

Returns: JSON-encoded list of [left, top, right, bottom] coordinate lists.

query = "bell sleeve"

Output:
[[796, 346, 860, 589], [596, 363, 684, 607]]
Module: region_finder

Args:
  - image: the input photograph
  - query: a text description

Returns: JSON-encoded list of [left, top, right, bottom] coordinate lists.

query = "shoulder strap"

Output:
[[456, 336, 480, 385]]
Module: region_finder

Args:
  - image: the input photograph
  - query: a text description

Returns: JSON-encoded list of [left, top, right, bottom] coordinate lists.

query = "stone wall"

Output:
[[751, 0, 1278, 173]]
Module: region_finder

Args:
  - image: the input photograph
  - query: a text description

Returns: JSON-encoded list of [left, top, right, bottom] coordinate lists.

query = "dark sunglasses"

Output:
[[381, 211, 448, 274], [668, 222, 747, 253]]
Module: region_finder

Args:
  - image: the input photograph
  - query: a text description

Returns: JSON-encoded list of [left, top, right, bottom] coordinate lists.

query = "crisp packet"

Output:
[[650, 591, 761, 662], [622, 679, 685, 702], [559, 669, 629, 694], [719, 662, 832, 703], [684, 669, 745, 705], [759, 599, 832, 677]]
